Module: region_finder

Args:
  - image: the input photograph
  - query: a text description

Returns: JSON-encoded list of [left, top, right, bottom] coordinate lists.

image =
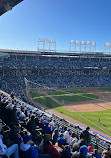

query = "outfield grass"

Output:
[[34, 96, 59, 108], [30, 88, 111, 136], [96, 87, 111, 92], [44, 89, 99, 102], [47, 91, 68, 95], [32, 89, 98, 103], [54, 106, 111, 136], [53, 93, 98, 102], [30, 91, 45, 98]]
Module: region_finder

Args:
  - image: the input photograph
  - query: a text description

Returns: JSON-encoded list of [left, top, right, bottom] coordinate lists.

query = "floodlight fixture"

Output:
[[92, 42, 96, 45], [76, 41, 80, 45], [105, 42, 111, 46], [70, 40, 74, 44], [81, 41, 86, 45], [38, 38, 42, 42], [105, 43, 108, 46], [86, 41, 91, 45]]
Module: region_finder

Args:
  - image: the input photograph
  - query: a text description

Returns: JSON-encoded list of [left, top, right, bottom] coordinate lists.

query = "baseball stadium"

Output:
[[0, 0, 111, 158], [1, 47, 111, 137]]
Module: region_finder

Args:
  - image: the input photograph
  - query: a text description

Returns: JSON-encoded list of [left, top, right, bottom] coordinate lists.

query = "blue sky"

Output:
[[0, 0, 111, 52]]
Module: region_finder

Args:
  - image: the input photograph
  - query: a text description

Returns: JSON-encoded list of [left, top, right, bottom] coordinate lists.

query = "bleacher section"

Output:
[[0, 90, 111, 150], [1, 54, 111, 99]]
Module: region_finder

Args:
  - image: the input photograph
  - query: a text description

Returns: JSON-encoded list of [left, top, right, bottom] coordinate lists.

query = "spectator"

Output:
[[70, 132, 78, 149], [60, 145, 72, 158], [20, 135, 38, 158], [55, 136, 66, 150], [0, 138, 19, 158], [12, 126, 23, 146], [63, 127, 71, 145], [52, 127, 59, 145], [27, 115, 36, 135], [43, 134, 61, 158], [87, 146, 92, 153], [72, 139, 85, 152], [79, 145, 88, 158], [80, 126, 91, 146], [72, 145, 88, 158]]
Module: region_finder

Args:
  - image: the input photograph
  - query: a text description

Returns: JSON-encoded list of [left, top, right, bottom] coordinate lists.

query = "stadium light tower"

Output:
[[91, 42, 96, 53], [104, 42, 111, 54], [50, 39, 56, 52], [45, 38, 50, 51], [76, 41, 81, 53], [81, 41, 86, 53], [38, 38, 56, 52], [86, 41, 92, 53], [69, 40, 96, 54], [38, 38, 45, 52], [69, 40, 76, 52]]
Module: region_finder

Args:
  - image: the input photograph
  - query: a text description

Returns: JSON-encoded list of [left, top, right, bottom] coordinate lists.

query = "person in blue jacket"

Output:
[[20, 135, 50, 158], [20, 135, 38, 158]]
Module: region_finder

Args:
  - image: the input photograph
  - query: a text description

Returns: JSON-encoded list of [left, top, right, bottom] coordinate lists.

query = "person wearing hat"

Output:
[[42, 123, 52, 135], [20, 135, 50, 158], [20, 135, 38, 158], [71, 143, 88, 158], [55, 136, 66, 150], [79, 145, 88, 158]]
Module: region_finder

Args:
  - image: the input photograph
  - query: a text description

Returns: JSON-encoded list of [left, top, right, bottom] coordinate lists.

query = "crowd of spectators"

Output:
[[2, 55, 111, 68], [0, 53, 111, 104], [0, 68, 111, 99], [0, 91, 110, 158]]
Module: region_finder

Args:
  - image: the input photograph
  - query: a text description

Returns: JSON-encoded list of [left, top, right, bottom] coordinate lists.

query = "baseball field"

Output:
[[29, 87, 111, 137]]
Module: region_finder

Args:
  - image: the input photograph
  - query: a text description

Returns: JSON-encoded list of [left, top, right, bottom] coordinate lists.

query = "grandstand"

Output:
[[1, 49, 111, 97], [0, 49, 111, 157]]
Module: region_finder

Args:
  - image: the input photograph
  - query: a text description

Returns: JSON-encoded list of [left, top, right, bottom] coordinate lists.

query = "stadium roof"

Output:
[[0, 0, 23, 16]]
